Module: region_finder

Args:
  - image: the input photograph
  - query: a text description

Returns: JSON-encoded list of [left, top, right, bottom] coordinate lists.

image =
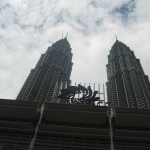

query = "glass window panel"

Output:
[[33, 146, 46, 150], [0, 142, 4, 150], [46, 147, 58, 150], [3, 143, 15, 150], [15, 144, 27, 150], [59, 148, 70, 150], [15, 147, 26, 150]]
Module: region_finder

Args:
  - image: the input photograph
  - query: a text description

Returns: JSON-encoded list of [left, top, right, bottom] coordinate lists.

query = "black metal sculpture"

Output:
[[58, 84, 103, 105]]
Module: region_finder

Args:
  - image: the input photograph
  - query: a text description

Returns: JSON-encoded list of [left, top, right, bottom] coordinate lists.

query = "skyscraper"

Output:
[[16, 38, 73, 106], [106, 40, 150, 109], [1, 38, 150, 150]]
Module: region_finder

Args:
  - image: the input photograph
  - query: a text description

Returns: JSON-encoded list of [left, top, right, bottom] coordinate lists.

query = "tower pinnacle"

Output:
[[115, 35, 118, 41]]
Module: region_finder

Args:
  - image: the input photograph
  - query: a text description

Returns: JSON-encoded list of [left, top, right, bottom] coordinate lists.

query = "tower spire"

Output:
[[62, 31, 63, 39], [66, 33, 68, 39], [115, 35, 118, 41]]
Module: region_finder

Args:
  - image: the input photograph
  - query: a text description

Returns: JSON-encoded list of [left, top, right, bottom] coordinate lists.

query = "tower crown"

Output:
[[49, 38, 71, 53]]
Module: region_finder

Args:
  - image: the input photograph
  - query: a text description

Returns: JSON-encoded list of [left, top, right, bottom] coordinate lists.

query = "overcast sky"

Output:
[[0, 0, 150, 99]]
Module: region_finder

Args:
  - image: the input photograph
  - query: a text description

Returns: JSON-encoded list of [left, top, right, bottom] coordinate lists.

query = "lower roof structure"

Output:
[[0, 99, 150, 150]]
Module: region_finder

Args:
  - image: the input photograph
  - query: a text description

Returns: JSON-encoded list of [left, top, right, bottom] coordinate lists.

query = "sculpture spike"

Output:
[[98, 83, 100, 98], [103, 84, 106, 106]]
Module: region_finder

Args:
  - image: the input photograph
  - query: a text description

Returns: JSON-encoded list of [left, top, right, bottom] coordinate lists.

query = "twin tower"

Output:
[[16, 38, 73, 105], [16, 38, 150, 109]]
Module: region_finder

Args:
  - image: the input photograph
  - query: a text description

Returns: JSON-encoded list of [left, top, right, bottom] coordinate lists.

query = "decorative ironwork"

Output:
[[58, 84, 103, 105]]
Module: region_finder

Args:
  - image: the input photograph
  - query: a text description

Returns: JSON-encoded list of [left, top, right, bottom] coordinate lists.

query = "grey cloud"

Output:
[[0, 1, 9, 10], [53, 11, 66, 25], [112, 0, 136, 21], [0, 0, 150, 99], [89, 0, 100, 8]]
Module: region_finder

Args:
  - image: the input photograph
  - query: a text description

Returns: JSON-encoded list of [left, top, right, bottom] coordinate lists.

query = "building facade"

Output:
[[106, 40, 150, 109], [16, 38, 73, 106]]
